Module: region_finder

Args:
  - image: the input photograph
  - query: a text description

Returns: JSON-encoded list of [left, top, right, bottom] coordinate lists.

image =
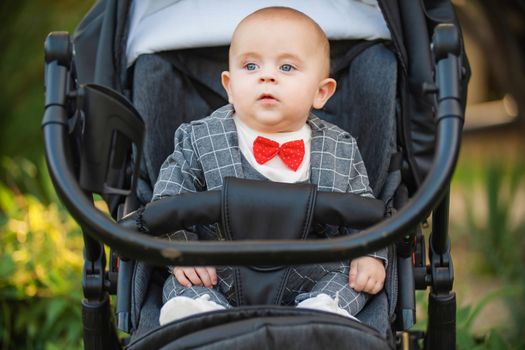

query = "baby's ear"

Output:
[[221, 71, 234, 104], [313, 78, 337, 109]]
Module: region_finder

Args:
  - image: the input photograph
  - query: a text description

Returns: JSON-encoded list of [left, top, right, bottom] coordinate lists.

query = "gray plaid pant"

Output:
[[162, 262, 369, 316]]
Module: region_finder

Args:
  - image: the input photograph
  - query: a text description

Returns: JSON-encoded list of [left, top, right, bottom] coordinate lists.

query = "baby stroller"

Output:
[[42, 0, 469, 349]]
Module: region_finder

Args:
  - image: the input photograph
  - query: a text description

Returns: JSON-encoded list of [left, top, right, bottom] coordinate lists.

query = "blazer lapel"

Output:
[[196, 105, 244, 190], [220, 112, 244, 180], [307, 114, 351, 192], [308, 115, 324, 187]]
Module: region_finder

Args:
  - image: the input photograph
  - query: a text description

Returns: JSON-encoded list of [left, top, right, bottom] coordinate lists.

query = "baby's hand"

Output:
[[349, 256, 385, 295], [173, 266, 217, 288]]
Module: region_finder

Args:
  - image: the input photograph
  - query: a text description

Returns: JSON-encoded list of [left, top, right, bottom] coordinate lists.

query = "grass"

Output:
[[445, 160, 525, 348]]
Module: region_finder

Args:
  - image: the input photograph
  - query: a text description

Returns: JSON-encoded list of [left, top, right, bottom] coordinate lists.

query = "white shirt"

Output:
[[233, 115, 311, 183]]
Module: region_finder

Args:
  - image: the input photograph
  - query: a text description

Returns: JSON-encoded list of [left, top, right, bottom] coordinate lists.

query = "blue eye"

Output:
[[280, 64, 294, 72], [245, 63, 257, 71]]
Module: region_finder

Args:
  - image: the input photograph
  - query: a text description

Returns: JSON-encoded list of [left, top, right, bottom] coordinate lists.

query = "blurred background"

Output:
[[0, 1, 524, 349]]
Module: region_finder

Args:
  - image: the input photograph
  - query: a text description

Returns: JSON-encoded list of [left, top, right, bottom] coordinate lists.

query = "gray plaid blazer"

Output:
[[153, 104, 373, 199], [152, 105, 387, 263]]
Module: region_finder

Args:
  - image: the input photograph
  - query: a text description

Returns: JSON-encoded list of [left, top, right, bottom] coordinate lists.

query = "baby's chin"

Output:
[[254, 121, 305, 133], [248, 113, 306, 133], [233, 105, 307, 132]]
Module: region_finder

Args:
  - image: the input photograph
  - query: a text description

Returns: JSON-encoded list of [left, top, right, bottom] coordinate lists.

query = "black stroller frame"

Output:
[[42, 1, 469, 349]]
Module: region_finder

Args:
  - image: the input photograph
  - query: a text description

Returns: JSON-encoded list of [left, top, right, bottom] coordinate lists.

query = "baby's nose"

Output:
[[258, 70, 277, 83]]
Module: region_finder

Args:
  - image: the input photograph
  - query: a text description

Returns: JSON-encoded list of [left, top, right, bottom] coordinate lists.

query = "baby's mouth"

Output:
[[258, 93, 279, 102]]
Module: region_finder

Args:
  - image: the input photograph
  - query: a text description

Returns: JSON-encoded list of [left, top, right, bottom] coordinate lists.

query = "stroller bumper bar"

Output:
[[42, 121, 462, 266], [42, 24, 463, 266], [119, 184, 387, 237]]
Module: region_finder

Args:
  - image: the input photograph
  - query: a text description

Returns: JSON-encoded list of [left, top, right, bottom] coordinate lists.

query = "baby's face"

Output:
[[222, 16, 336, 133]]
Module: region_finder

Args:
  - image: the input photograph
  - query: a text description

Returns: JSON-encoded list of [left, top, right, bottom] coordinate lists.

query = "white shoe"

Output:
[[296, 293, 359, 321], [159, 294, 226, 325]]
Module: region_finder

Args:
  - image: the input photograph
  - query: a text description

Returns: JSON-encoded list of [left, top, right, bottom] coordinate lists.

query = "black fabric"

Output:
[[422, 0, 471, 112], [388, 152, 403, 172], [222, 177, 317, 305], [127, 306, 392, 350], [120, 186, 385, 236], [158, 48, 229, 109], [396, 0, 469, 191], [330, 39, 385, 80], [232, 266, 291, 306], [317, 43, 397, 195], [132, 51, 229, 203], [73, 0, 105, 84], [221, 178, 317, 241], [377, 1, 407, 73], [398, 0, 436, 191]]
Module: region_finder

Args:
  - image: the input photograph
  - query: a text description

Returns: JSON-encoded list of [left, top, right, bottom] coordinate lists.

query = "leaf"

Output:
[[457, 304, 472, 326], [0, 255, 16, 278], [456, 329, 477, 350], [44, 298, 67, 331], [0, 182, 16, 216], [462, 287, 518, 332], [485, 330, 510, 350]]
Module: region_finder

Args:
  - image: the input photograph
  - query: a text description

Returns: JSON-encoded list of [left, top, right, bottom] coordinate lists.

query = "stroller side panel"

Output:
[[73, 0, 131, 88]]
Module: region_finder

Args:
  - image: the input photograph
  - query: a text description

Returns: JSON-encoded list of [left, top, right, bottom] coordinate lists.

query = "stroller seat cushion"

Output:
[[130, 280, 392, 344], [126, 0, 391, 65]]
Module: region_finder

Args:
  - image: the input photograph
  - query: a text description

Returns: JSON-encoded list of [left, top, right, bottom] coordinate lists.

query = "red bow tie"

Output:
[[253, 136, 305, 171]]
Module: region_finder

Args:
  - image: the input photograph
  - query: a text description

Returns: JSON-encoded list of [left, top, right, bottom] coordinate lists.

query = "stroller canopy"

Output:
[[125, 0, 391, 66]]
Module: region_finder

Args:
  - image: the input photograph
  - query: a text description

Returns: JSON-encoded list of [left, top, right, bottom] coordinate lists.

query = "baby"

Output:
[[154, 6, 387, 324]]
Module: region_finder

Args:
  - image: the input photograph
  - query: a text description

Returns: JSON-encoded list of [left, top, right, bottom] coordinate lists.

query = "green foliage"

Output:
[[451, 161, 525, 348], [463, 163, 525, 281], [415, 288, 518, 350], [0, 157, 58, 206], [413, 162, 525, 349], [456, 288, 520, 350], [461, 162, 525, 338], [0, 159, 84, 349]]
